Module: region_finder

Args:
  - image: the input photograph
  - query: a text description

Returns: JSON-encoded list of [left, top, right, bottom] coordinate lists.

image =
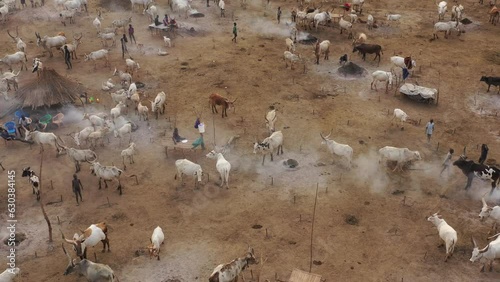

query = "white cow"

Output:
[[392, 108, 408, 125], [253, 131, 284, 165], [148, 226, 165, 260], [0, 267, 20, 282], [24, 130, 65, 156], [378, 146, 421, 172], [206, 150, 231, 189], [471, 234, 500, 272], [427, 212, 457, 262], [175, 159, 203, 188], [320, 130, 353, 168]]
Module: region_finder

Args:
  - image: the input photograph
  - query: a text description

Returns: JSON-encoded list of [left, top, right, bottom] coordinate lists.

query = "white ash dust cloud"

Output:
[[248, 18, 299, 39], [351, 149, 391, 194]]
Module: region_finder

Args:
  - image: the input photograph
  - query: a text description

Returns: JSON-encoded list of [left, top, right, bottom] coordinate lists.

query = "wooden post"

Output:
[[94, 252, 97, 263], [39, 151, 53, 242], [271, 176, 273, 186], [347, 120, 350, 125], [265, 228, 269, 238], [60, 195, 62, 202], [207, 173, 210, 182], [35, 251, 37, 258], [293, 195, 296, 204], [107, 197, 111, 207], [436, 142, 440, 151], [57, 216, 61, 225], [50, 180, 53, 190], [309, 185, 319, 273]]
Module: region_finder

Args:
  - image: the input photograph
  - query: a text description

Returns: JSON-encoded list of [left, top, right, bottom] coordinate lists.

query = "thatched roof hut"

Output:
[[0, 68, 86, 118]]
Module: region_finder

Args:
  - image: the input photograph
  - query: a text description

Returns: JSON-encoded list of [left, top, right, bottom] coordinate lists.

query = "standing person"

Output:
[[440, 148, 454, 176], [72, 174, 84, 206], [232, 22, 237, 43], [479, 144, 489, 164], [206, 0, 210, 7], [30, 0, 34, 7], [64, 45, 72, 69], [277, 7, 282, 24], [291, 9, 297, 22], [128, 24, 136, 44], [219, 0, 225, 17], [20, 0, 27, 8], [163, 14, 169, 26], [425, 119, 434, 143], [120, 34, 128, 59]]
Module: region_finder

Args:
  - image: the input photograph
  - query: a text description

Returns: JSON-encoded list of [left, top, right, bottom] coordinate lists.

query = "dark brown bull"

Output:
[[209, 93, 237, 118], [352, 43, 383, 66]]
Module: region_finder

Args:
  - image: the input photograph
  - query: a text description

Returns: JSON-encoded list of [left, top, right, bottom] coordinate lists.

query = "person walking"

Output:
[[232, 22, 237, 43], [64, 45, 72, 69], [440, 148, 454, 176], [277, 7, 282, 24], [72, 174, 84, 206], [425, 119, 435, 143], [479, 144, 489, 164], [120, 34, 128, 59], [128, 24, 136, 44]]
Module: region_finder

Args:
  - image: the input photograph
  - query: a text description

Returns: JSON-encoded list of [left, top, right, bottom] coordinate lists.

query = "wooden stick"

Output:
[[107, 197, 111, 207], [39, 151, 53, 242], [309, 185, 319, 272], [57, 216, 61, 225], [94, 252, 97, 263]]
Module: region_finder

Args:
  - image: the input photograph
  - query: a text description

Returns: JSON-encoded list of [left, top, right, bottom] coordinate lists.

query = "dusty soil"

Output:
[[0, 0, 500, 281]]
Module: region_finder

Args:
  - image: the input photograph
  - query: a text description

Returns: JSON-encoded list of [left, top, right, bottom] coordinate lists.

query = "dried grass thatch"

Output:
[[0, 68, 86, 118], [15, 68, 85, 109]]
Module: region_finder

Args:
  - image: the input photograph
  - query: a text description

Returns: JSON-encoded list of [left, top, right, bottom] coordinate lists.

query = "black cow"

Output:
[[480, 76, 500, 93], [352, 44, 383, 66], [453, 156, 500, 195]]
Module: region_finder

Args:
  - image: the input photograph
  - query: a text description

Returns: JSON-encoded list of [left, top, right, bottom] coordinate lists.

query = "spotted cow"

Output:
[[453, 155, 500, 195]]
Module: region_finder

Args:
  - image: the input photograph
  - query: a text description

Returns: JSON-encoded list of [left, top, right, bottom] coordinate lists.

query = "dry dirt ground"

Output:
[[1, 0, 500, 280]]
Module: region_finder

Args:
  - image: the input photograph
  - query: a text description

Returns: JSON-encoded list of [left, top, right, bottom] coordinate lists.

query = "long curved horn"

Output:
[[479, 244, 490, 254], [319, 132, 327, 141], [325, 129, 332, 139], [471, 237, 477, 248], [62, 243, 75, 267], [232, 98, 238, 103], [7, 30, 15, 40], [482, 197, 488, 207], [15, 26, 19, 37], [60, 229, 76, 245]]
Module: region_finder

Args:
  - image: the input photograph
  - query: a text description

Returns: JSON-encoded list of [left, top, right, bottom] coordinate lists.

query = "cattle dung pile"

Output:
[[337, 62, 367, 77], [299, 34, 318, 45]]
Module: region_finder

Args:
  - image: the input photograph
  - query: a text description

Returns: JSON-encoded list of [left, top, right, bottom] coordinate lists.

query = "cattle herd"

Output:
[[0, 0, 499, 280]]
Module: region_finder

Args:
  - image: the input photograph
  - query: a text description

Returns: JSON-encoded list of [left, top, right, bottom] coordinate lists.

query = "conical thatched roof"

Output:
[[0, 68, 87, 118], [14, 68, 85, 109]]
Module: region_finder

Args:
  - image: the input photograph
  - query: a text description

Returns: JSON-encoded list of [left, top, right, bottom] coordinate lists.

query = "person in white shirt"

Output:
[[440, 148, 454, 176]]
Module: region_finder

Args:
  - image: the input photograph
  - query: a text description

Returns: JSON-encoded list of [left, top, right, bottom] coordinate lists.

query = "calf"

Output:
[[209, 93, 237, 118], [480, 76, 500, 93], [427, 212, 457, 262], [352, 44, 383, 66], [22, 167, 40, 201], [453, 155, 500, 195], [148, 226, 165, 260], [209, 247, 258, 282], [175, 159, 203, 189]]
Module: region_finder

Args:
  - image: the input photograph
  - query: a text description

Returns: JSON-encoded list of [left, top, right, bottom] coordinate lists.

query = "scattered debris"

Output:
[[252, 224, 263, 229]]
